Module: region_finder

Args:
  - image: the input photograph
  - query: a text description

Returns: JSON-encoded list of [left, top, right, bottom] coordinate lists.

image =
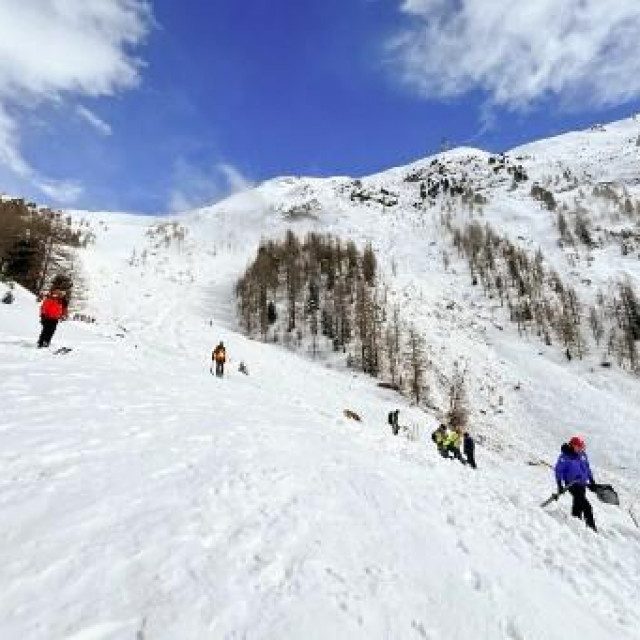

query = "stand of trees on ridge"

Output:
[[0, 197, 93, 303], [235, 230, 433, 406], [442, 217, 640, 373]]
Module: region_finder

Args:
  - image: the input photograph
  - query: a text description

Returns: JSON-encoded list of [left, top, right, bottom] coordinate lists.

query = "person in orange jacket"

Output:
[[38, 289, 67, 348], [212, 341, 227, 377]]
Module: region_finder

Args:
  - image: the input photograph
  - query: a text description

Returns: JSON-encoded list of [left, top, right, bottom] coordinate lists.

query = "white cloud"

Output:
[[0, 0, 151, 203], [169, 159, 254, 212], [76, 106, 112, 136], [0, 104, 82, 203], [37, 178, 84, 203], [391, 0, 640, 110], [0, 104, 31, 178]]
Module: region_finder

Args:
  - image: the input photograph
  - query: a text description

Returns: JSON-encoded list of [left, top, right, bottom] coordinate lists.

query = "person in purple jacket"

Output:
[[554, 435, 597, 531]]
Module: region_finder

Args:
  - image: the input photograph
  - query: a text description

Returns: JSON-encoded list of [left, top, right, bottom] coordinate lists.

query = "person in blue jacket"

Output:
[[554, 435, 597, 531]]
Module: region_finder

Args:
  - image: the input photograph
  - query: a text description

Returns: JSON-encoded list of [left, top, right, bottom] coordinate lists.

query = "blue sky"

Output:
[[1, 1, 639, 213]]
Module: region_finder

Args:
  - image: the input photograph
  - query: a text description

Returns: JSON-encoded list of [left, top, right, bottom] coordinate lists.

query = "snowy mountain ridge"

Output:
[[2, 116, 640, 639]]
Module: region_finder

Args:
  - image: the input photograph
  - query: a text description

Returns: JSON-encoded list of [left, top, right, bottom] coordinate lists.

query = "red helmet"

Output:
[[569, 436, 586, 450]]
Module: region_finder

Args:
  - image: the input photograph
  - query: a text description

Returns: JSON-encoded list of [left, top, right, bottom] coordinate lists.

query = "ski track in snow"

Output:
[[3, 118, 640, 639]]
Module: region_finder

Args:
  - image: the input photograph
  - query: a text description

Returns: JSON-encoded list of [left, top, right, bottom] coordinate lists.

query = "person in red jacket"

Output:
[[38, 289, 66, 348]]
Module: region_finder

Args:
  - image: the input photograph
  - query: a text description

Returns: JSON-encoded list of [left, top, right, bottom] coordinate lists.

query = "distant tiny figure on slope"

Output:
[[554, 436, 597, 532], [431, 424, 466, 464], [37, 289, 67, 348], [212, 341, 226, 377], [238, 361, 248, 375], [2, 289, 14, 304], [388, 409, 400, 435], [463, 432, 477, 469]]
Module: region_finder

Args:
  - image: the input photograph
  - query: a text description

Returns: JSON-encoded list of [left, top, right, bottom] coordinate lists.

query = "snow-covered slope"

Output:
[[2, 117, 640, 639]]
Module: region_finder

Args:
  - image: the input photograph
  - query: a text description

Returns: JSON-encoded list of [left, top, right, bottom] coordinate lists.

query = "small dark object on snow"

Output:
[[53, 346, 73, 355], [238, 361, 249, 375], [378, 381, 400, 391], [463, 432, 477, 469], [2, 291, 14, 304], [343, 409, 361, 422], [527, 459, 553, 469], [388, 409, 400, 435]]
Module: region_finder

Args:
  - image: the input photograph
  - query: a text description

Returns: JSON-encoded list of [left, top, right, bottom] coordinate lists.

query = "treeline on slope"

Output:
[[0, 198, 93, 300], [235, 230, 433, 405], [527, 173, 640, 255], [557, 184, 640, 255], [127, 222, 189, 269], [443, 217, 640, 372]]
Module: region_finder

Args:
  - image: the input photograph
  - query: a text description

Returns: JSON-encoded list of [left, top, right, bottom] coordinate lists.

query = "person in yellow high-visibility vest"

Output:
[[431, 424, 449, 457], [443, 427, 467, 465]]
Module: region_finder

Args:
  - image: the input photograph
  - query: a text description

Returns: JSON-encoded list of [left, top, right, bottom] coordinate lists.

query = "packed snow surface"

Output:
[[2, 118, 640, 639]]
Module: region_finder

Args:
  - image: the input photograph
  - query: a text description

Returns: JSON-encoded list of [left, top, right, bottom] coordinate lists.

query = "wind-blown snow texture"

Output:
[[2, 118, 640, 639]]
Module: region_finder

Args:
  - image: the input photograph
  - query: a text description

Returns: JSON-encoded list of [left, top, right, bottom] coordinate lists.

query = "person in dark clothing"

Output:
[[388, 409, 400, 435], [463, 432, 476, 469], [38, 289, 66, 348], [212, 341, 226, 377], [554, 436, 597, 532], [568, 484, 596, 531]]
